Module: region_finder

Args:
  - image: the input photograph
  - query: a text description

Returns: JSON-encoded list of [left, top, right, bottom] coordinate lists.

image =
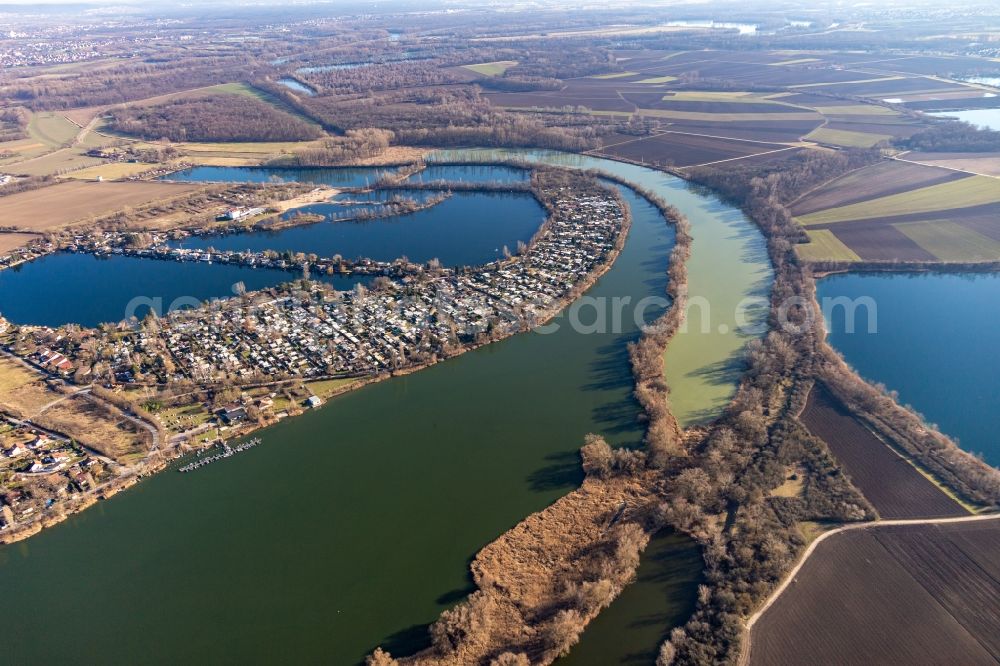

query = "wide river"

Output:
[[0, 152, 771, 664], [820, 271, 1000, 467]]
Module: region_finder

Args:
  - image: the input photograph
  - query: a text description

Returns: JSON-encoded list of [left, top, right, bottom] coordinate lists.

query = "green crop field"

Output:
[[462, 60, 518, 76], [590, 71, 637, 79], [895, 220, 1000, 261], [27, 112, 80, 148], [8, 148, 105, 177], [798, 175, 1000, 226], [805, 127, 891, 148], [789, 76, 904, 89], [810, 105, 899, 116], [639, 109, 820, 122], [662, 91, 756, 101], [62, 162, 156, 181], [796, 229, 861, 262], [770, 57, 821, 66], [203, 82, 264, 97]]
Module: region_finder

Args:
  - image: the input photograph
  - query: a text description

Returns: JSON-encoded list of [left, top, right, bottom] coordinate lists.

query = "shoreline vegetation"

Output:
[[3, 150, 1000, 664], [366, 172, 692, 666], [656, 143, 1000, 665], [0, 166, 630, 545], [376, 143, 1000, 666], [7, 10, 1000, 664]]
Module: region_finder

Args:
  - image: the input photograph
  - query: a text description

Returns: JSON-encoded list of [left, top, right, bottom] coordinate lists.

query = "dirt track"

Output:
[[743, 513, 1000, 666]]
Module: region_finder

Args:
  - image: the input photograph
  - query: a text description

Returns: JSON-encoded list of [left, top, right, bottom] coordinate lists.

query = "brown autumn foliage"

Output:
[[299, 61, 464, 95], [0, 106, 29, 142], [621, 185, 692, 468], [257, 82, 602, 151], [657, 148, 899, 664], [0, 175, 53, 198], [653, 126, 1000, 663], [106, 94, 323, 143], [895, 120, 1000, 152], [386, 468, 662, 666], [9, 57, 258, 110], [283, 128, 394, 166]]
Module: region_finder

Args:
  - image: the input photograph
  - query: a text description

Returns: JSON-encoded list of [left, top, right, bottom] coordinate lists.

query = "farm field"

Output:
[[102, 82, 270, 110], [750, 521, 1000, 666], [797, 175, 1000, 226], [0, 358, 148, 462], [479, 50, 1000, 265], [896, 220, 1000, 262], [803, 207, 1000, 261], [804, 126, 891, 148], [0, 232, 41, 253], [652, 92, 805, 109], [809, 223, 938, 262], [0, 138, 51, 164], [4, 147, 106, 177], [0, 180, 203, 231], [61, 162, 156, 180], [796, 230, 860, 262], [637, 108, 820, 122], [649, 118, 822, 143], [799, 385, 967, 519], [0, 111, 84, 166], [175, 139, 326, 163], [26, 112, 80, 148], [789, 161, 968, 218], [595, 131, 786, 167], [902, 152, 1000, 177], [462, 60, 517, 76]]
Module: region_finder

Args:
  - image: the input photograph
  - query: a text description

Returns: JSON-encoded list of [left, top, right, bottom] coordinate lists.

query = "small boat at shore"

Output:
[[178, 437, 261, 473]]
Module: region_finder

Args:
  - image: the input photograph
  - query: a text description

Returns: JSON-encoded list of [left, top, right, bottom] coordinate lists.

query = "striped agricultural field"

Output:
[[797, 175, 1000, 226]]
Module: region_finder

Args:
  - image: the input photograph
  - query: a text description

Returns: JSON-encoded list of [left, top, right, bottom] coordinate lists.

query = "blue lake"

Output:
[[819, 271, 1000, 466], [296, 62, 372, 73], [0, 253, 366, 328], [170, 189, 544, 266], [164, 165, 398, 188], [276, 78, 316, 96], [928, 108, 1000, 131], [405, 164, 529, 184]]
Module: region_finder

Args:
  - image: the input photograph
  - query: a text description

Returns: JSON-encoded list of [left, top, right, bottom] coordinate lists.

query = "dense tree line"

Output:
[[505, 46, 614, 79], [819, 347, 1000, 506], [688, 147, 883, 211], [8, 57, 260, 110], [273, 85, 601, 151], [0, 175, 52, 198], [281, 128, 393, 166], [476, 76, 564, 92], [106, 94, 323, 143], [298, 87, 493, 133], [655, 142, 1000, 665], [612, 182, 692, 467], [0, 107, 29, 142], [395, 117, 595, 151], [565, 152, 878, 664], [894, 120, 1000, 152], [300, 61, 464, 95], [657, 185, 872, 666]]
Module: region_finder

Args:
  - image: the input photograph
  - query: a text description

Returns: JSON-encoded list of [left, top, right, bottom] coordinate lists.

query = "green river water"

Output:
[[0, 151, 771, 664]]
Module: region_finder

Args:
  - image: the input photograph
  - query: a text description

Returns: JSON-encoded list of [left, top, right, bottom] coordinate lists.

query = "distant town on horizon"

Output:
[[1, 2, 999, 664]]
